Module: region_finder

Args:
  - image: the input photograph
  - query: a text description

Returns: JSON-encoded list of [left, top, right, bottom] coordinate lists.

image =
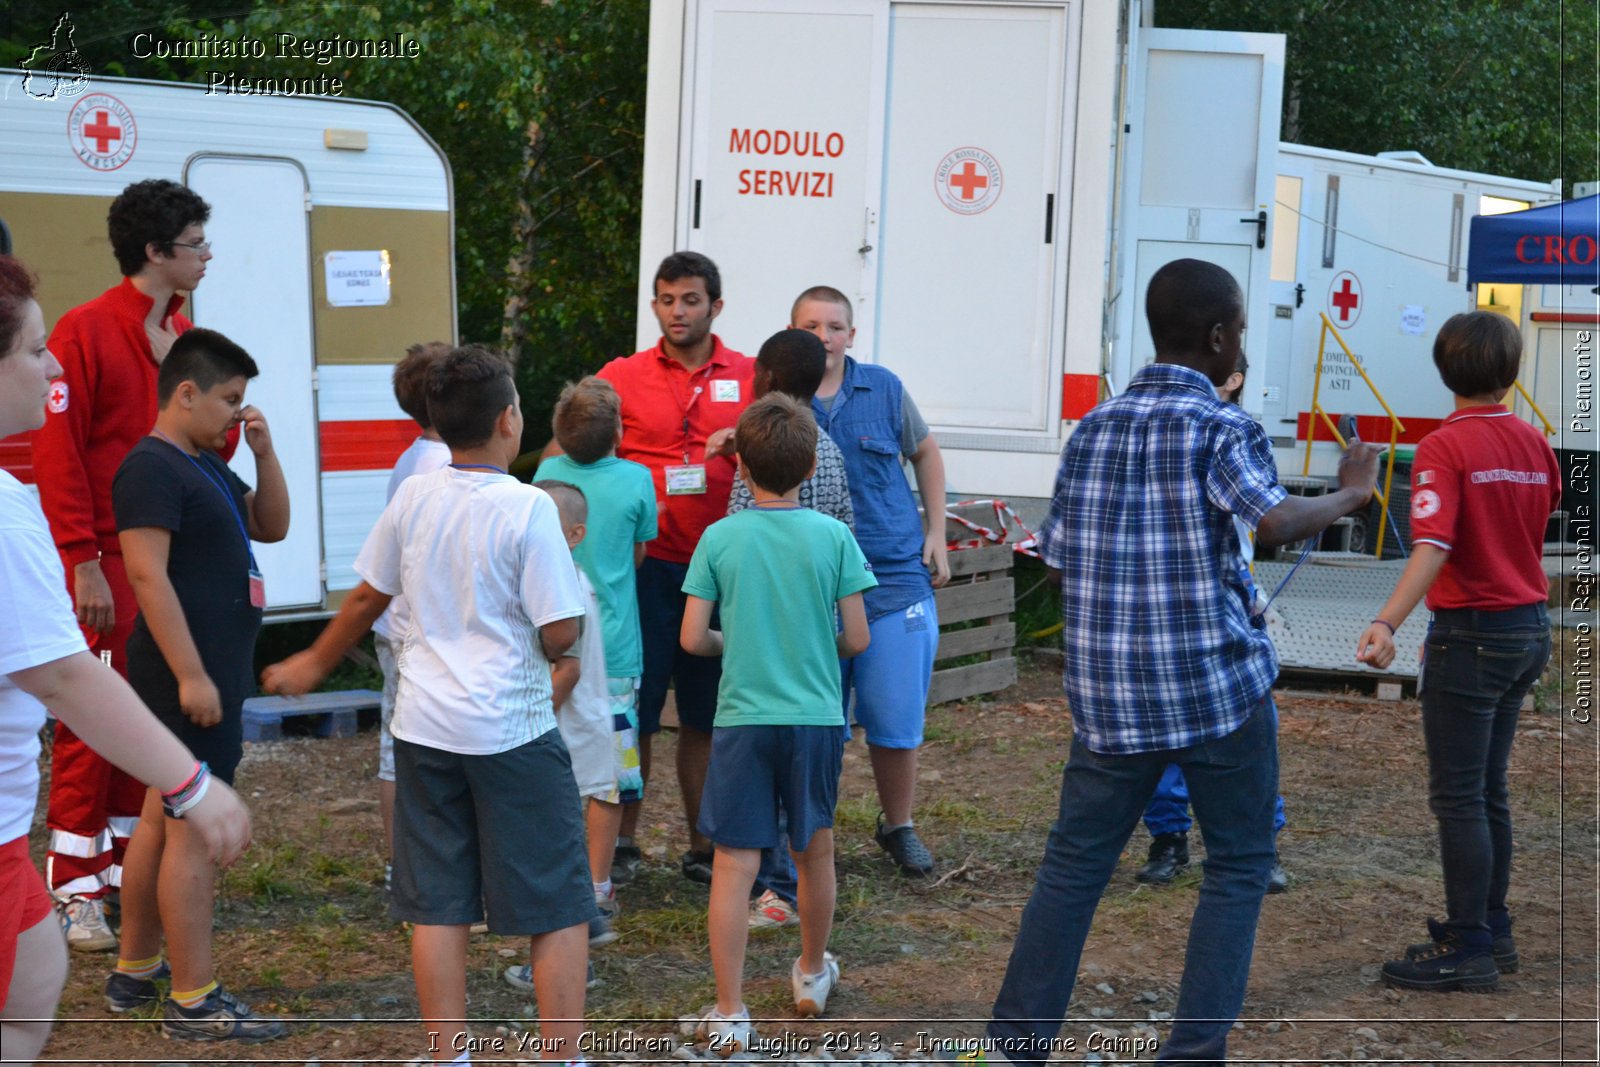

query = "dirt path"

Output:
[[32, 659, 1597, 1064]]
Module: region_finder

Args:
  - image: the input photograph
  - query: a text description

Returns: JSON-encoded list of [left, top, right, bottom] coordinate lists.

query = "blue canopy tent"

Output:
[[1467, 194, 1600, 287]]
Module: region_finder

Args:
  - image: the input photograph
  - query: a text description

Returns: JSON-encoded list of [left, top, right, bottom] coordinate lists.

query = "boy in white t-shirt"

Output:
[[263, 347, 592, 1066], [372, 341, 452, 893]]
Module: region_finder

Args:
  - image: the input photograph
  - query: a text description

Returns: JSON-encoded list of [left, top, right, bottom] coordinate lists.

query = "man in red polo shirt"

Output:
[[32, 179, 229, 951], [557, 252, 754, 885]]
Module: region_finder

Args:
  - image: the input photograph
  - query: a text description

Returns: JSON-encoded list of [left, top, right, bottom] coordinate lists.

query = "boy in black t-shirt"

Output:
[[108, 328, 290, 1041]]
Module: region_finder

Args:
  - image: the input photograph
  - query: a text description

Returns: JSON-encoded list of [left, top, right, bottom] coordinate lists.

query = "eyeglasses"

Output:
[[169, 240, 212, 254]]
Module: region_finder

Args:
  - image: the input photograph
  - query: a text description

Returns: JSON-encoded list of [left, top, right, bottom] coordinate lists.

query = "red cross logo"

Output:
[[47, 381, 69, 414], [1327, 271, 1364, 328], [949, 161, 989, 201], [82, 110, 121, 153]]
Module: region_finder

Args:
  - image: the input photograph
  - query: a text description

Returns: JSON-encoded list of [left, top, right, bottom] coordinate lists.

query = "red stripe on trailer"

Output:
[[0, 434, 34, 484], [319, 419, 417, 472], [1530, 312, 1600, 323], [1061, 373, 1100, 420], [1294, 412, 1445, 446]]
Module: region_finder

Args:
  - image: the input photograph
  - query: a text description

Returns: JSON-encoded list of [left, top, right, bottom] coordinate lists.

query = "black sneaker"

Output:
[[1135, 832, 1189, 885], [1382, 936, 1498, 993], [104, 961, 170, 1013], [875, 814, 935, 875], [162, 986, 288, 1042], [1266, 854, 1289, 894], [1405, 917, 1518, 973], [611, 843, 643, 885], [680, 850, 715, 885]]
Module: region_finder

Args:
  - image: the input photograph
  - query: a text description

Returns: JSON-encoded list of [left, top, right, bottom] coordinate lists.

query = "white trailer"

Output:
[[0, 69, 456, 618]]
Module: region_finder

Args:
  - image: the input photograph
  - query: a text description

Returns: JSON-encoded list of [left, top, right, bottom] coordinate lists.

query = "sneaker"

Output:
[[1266, 854, 1289, 894], [104, 961, 171, 1013], [1381, 935, 1499, 993], [749, 889, 800, 930], [162, 986, 288, 1042], [469, 920, 490, 934], [589, 892, 620, 947], [1134, 832, 1189, 885], [102, 888, 121, 932], [1405, 916, 1519, 973], [680, 850, 715, 885], [611, 843, 642, 885], [792, 952, 840, 1017], [696, 1006, 756, 1057], [503, 962, 598, 992], [875, 814, 935, 875], [59, 896, 118, 953]]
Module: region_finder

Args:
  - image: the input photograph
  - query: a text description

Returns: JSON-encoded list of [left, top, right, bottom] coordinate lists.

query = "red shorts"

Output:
[[0, 835, 56, 1010]]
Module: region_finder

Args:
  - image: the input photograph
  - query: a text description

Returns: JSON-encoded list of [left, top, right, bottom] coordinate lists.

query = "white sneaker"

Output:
[[59, 896, 117, 953], [696, 1006, 755, 1058], [748, 889, 799, 930], [792, 951, 840, 1017]]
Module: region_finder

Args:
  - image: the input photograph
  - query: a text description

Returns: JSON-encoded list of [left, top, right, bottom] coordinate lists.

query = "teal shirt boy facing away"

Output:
[[683, 507, 875, 727]]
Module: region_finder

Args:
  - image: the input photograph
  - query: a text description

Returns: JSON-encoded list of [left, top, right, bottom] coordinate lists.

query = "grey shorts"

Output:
[[390, 730, 596, 935]]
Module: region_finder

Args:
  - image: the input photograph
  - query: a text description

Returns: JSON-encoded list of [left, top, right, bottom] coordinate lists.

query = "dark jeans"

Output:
[[1420, 605, 1550, 941], [987, 703, 1279, 1066]]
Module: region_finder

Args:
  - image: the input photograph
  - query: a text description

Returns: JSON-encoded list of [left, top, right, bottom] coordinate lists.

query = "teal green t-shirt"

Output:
[[682, 507, 876, 728], [533, 454, 658, 677]]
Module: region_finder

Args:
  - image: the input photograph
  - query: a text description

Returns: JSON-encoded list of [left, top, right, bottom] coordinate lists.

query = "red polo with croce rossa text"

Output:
[[1408, 406, 1561, 610], [597, 335, 755, 564]]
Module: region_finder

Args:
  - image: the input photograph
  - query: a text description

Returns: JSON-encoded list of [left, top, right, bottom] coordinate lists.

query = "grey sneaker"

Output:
[[590, 891, 620, 947], [611, 843, 642, 885], [104, 961, 170, 1012], [162, 987, 287, 1042], [59, 896, 118, 953], [503, 961, 598, 991], [696, 1006, 755, 1057]]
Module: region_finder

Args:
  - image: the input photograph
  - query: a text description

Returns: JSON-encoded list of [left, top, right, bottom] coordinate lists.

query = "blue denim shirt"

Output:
[[813, 358, 933, 621]]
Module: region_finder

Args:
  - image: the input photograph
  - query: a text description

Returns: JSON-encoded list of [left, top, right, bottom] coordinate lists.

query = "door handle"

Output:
[[1240, 210, 1266, 249]]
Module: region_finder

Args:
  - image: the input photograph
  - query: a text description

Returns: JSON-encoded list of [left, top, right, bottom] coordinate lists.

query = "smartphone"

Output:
[[1337, 412, 1359, 444]]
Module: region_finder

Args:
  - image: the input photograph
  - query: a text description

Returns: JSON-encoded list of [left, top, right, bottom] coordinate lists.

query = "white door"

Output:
[[1113, 28, 1285, 409], [684, 0, 889, 351], [873, 2, 1071, 433], [185, 156, 322, 610]]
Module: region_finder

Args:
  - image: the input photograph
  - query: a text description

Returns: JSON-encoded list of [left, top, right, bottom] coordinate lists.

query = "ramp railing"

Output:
[[1301, 312, 1405, 558], [1512, 380, 1557, 437]]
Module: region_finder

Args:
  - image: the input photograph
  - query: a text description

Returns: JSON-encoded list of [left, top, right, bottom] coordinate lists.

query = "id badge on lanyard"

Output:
[[667, 377, 709, 494], [249, 568, 266, 608]]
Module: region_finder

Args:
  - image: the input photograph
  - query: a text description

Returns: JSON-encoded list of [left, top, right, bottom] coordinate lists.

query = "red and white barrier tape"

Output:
[[944, 499, 1041, 559]]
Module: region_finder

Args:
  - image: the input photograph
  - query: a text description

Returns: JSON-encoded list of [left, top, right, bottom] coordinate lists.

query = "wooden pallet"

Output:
[[929, 544, 1017, 706], [242, 689, 382, 742]]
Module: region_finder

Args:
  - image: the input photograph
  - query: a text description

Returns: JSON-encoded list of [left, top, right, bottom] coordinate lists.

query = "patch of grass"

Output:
[[233, 843, 303, 902]]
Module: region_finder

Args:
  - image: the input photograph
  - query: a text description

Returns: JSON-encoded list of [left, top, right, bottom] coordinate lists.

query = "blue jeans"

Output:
[[1420, 605, 1550, 941], [1144, 699, 1288, 837], [987, 703, 1279, 1066]]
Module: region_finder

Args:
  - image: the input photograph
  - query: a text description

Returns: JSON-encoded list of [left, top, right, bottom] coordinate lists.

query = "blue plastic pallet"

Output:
[[242, 689, 382, 742]]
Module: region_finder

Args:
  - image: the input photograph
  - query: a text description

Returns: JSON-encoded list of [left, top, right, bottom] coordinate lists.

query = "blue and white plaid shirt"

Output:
[[1039, 363, 1288, 755]]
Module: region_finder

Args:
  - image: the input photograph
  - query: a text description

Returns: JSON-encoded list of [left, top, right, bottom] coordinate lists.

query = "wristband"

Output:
[[162, 761, 211, 819], [1370, 618, 1395, 635]]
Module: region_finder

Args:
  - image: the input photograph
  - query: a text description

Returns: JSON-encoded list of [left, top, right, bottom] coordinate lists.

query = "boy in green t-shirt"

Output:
[[681, 394, 875, 1049]]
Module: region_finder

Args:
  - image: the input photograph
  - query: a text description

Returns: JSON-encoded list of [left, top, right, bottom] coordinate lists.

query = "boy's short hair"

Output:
[[790, 285, 853, 326], [756, 329, 827, 402], [737, 393, 817, 496], [1145, 259, 1242, 354], [393, 341, 453, 428], [0, 255, 39, 359], [1432, 311, 1521, 397], [655, 251, 722, 303], [108, 180, 211, 277], [533, 479, 588, 529], [157, 328, 258, 404], [552, 376, 622, 464], [426, 345, 517, 449]]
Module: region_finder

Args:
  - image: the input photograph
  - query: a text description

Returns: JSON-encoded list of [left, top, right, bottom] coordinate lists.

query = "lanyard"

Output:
[[151, 431, 256, 568], [450, 463, 508, 475], [673, 372, 708, 465]]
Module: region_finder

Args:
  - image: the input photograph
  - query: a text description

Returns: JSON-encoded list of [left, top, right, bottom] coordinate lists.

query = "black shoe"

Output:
[[875, 814, 935, 875], [1382, 934, 1498, 993], [1135, 832, 1189, 885], [611, 843, 642, 886], [680, 850, 714, 885], [104, 961, 170, 1013], [162, 986, 288, 1041], [1405, 916, 1518, 973], [1266, 855, 1288, 894]]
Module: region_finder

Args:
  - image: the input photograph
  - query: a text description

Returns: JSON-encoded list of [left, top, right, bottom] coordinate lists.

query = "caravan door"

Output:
[[1113, 28, 1285, 414], [185, 156, 323, 610]]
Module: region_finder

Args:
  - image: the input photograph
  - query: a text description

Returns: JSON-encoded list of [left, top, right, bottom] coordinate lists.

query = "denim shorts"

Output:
[[841, 594, 939, 748], [697, 724, 844, 852]]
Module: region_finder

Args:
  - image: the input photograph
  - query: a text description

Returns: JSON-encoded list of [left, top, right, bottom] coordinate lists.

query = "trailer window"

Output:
[[1271, 175, 1301, 282]]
